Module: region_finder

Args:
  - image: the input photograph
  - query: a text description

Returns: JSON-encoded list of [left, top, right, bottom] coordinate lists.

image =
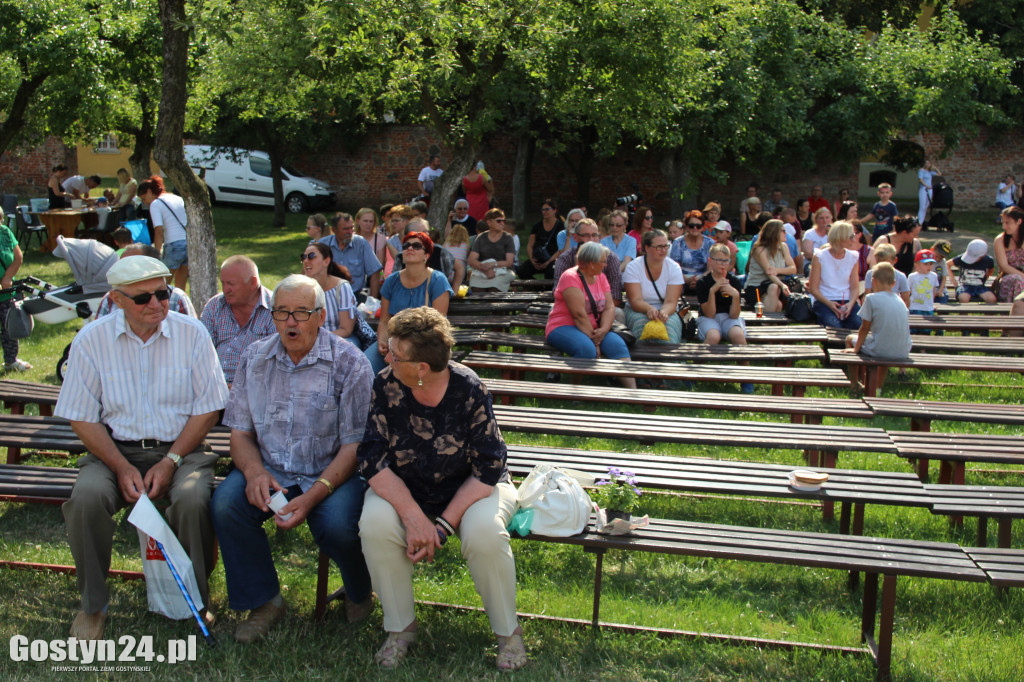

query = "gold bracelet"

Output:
[[316, 477, 335, 495]]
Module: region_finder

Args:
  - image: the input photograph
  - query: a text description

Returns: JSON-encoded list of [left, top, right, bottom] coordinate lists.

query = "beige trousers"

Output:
[[359, 481, 519, 636], [62, 445, 217, 614]]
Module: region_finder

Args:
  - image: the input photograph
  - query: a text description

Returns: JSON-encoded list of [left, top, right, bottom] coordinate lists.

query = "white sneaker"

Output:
[[4, 359, 32, 372]]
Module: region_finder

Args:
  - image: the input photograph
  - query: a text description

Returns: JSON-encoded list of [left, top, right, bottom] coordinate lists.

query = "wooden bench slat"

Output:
[[467, 351, 849, 387], [484, 378, 873, 419]]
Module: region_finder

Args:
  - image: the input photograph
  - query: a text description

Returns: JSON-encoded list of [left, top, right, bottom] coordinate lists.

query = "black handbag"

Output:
[[579, 272, 636, 348], [784, 293, 816, 322]]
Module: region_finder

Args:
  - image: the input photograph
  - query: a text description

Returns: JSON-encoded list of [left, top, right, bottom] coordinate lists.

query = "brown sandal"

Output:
[[496, 632, 527, 671], [374, 630, 416, 668]]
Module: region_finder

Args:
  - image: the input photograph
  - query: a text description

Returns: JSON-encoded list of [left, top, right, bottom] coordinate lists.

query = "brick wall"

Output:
[[4, 125, 1020, 215], [0, 139, 76, 197], [917, 129, 1024, 209], [298, 126, 863, 223]]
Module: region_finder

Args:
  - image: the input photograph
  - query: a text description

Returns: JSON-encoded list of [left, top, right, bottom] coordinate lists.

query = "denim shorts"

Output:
[[956, 284, 990, 299], [162, 239, 188, 269]]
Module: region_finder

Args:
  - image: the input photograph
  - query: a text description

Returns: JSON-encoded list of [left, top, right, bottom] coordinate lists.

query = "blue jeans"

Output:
[[364, 344, 387, 374], [546, 324, 630, 359], [812, 299, 861, 330], [210, 468, 371, 611]]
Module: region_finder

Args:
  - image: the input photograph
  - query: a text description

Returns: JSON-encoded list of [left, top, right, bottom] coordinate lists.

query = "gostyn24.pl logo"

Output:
[[10, 634, 198, 665]]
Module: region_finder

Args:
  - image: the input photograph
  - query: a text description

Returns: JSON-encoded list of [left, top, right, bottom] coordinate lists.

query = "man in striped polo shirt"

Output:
[[56, 256, 229, 640]]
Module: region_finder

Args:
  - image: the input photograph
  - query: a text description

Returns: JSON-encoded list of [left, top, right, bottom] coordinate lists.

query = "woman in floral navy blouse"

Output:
[[356, 307, 526, 671]]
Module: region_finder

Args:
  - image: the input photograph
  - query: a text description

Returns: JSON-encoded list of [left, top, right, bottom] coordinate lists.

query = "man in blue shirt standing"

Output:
[[319, 213, 382, 300]]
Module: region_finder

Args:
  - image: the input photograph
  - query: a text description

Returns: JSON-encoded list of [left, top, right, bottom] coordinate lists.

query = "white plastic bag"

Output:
[[358, 296, 381, 319], [514, 464, 594, 537], [127, 495, 204, 620]]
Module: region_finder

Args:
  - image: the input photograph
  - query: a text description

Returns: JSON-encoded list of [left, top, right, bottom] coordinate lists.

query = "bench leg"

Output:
[[998, 519, 1012, 549], [818, 452, 837, 520], [314, 551, 330, 622], [5, 445, 22, 465], [861, 572, 878, 645], [949, 464, 966, 526], [977, 517, 988, 547], [906, 419, 930, 472], [938, 461, 952, 485], [875, 575, 897, 681], [39, 404, 52, 417], [839, 502, 851, 534], [863, 367, 881, 397], [589, 548, 605, 628], [853, 503, 865, 536], [915, 458, 930, 481]]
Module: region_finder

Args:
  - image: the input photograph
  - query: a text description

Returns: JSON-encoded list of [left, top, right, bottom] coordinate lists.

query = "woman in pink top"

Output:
[[545, 238, 636, 388]]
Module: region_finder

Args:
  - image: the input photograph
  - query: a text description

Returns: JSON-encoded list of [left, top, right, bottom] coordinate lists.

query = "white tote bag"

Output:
[[515, 464, 594, 537], [127, 494, 204, 620]]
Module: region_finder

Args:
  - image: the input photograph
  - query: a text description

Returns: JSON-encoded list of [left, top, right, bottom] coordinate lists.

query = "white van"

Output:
[[184, 145, 336, 213]]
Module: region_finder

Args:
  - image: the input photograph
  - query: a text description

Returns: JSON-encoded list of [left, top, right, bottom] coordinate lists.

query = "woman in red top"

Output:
[[462, 163, 494, 221]]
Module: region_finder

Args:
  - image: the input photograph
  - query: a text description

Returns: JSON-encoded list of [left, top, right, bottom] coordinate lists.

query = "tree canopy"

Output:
[[1, 0, 1017, 221]]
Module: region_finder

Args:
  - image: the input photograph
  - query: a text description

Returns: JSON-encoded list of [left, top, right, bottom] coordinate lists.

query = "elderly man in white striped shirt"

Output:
[[56, 256, 229, 641]]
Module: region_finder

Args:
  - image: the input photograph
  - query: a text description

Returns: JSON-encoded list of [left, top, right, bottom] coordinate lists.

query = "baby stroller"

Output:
[[4, 236, 118, 381], [924, 178, 955, 232]]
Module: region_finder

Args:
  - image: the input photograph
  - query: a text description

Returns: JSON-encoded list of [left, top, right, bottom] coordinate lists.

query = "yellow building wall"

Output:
[[75, 139, 158, 178]]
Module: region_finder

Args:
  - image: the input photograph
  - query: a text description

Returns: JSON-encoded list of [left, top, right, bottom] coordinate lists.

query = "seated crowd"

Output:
[[44, 182, 1024, 673]]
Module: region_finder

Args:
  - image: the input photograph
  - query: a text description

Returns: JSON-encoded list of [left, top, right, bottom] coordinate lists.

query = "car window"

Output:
[[250, 157, 272, 178]]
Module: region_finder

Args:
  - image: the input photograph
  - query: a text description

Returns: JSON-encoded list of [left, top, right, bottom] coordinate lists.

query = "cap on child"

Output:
[[961, 239, 989, 265], [914, 249, 936, 264]]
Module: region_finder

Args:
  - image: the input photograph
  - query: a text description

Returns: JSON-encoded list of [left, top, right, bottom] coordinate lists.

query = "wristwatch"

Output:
[[165, 452, 183, 468]]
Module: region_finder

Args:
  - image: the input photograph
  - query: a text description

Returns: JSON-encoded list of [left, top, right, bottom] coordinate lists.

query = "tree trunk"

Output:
[[127, 92, 156, 182], [576, 145, 594, 209], [154, 0, 217, 315], [426, 143, 478, 233], [0, 73, 48, 156], [267, 141, 286, 228], [660, 148, 693, 218], [510, 134, 534, 226]]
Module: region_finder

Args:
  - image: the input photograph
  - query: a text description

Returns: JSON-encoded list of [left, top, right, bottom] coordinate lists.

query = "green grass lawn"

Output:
[[1, 204, 1023, 680]]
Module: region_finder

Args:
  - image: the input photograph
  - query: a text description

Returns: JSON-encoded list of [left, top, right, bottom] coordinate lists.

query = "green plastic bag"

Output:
[[506, 509, 534, 537]]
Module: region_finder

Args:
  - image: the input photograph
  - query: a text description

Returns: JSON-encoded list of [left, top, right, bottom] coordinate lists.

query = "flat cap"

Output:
[[106, 256, 171, 287]]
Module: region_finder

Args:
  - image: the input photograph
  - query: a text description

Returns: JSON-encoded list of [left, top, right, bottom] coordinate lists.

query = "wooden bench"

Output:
[[504, 445, 927, 535], [465, 350, 849, 397], [483, 378, 872, 424], [964, 547, 1024, 588], [826, 350, 1024, 397], [825, 328, 1024, 355], [454, 330, 826, 365], [0, 379, 60, 415], [889, 431, 1024, 485], [446, 315, 513, 330], [448, 300, 535, 315], [907, 314, 1024, 333], [0, 414, 232, 465], [509, 278, 555, 291], [0, 460, 341, 621], [924, 484, 1024, 548], [509, 312, 830, 344], [864, 397, 1024, 432], [525, 516, 986, 680], [492, 404, 896, 471], [933, 303, 1012, 315]]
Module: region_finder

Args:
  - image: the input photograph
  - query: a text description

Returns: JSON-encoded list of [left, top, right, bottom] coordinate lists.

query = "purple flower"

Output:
[[595, 480, 609, 487], [608, 467, 621, 478]]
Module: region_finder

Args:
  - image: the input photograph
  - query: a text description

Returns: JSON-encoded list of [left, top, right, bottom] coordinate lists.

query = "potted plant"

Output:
[[591, 467, 642, 522]]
